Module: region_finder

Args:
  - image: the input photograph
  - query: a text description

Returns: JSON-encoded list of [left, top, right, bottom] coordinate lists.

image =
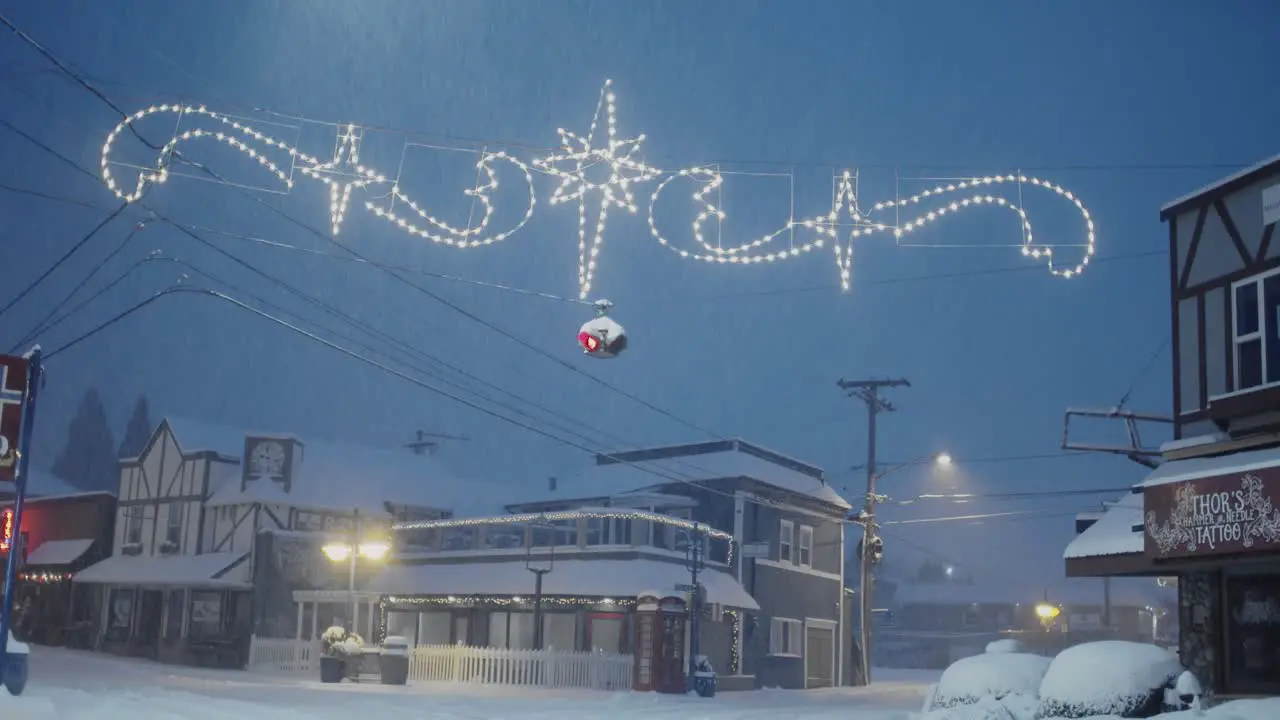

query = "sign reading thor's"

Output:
[[0, 354, 30, 482], [1145, 468, 1280, 559]]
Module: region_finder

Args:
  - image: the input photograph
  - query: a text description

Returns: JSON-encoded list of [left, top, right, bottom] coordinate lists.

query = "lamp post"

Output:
[[850, 451, 952, 685], [321, 508, 390, 638], [526, 518, 555, 651]]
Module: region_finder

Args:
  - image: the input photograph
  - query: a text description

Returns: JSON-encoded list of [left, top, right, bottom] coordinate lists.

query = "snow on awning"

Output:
[[75, 551, 251, 588], [1140, 444, 1280, 488], [372, 557, 760, 610], [25, 539, 94, 566], [1064, 492, 1144, 560]]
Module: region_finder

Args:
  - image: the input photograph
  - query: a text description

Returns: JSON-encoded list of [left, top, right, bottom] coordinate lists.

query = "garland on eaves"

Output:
[[100, 81, 1096, 301]]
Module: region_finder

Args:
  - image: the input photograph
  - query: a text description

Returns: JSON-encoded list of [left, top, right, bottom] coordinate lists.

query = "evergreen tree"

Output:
[[51, 387, 117, 493], [118, 395, 153, 458]]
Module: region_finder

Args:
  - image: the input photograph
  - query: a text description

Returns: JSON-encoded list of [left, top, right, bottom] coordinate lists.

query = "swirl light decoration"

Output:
[[99, 86, 1097, 300]]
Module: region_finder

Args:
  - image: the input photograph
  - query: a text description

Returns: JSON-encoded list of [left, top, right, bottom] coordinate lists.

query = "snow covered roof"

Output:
[[508, 439, 849, 510], [373, 557, 760, 610], [894, 577, 1167, 608], [1140, 443, 1280, 487], [1160, 152, 1280, 217], [75, 551, 250, 588], [26, 539, 94, 566], [205, 439, 504, 517], [21, 468, 83, 498], [1064, 491, 1145, 560]]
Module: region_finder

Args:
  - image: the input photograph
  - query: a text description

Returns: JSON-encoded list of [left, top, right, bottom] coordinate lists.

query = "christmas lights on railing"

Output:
[[724, 608, 741, 674], [19, 571, 72, 583], [384, 594, 636, 608], [100, 85, 1097, 299]]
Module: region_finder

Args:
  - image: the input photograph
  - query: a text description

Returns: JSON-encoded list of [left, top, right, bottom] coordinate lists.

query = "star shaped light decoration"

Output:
[[534, 80, 662, 299], [805, 170, 888, 291], [298, 124, 388, 235]]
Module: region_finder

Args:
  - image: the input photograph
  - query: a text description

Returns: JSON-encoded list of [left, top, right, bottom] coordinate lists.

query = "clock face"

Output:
[[249, 441, 286, 477]]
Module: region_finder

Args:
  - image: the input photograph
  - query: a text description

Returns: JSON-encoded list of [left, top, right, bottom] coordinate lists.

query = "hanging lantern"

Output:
[[578, 299, 627, 359]]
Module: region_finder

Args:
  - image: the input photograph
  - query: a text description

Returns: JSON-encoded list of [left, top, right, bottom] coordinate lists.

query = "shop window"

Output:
[[1226, 575, 1280, 693], [416, 611, 451, 646], [1232, 271, 1280, 392], [189, 590, 223, 638], [542, 613, 576, 651], [588, 613, 624, 654], [107, 588, 134, 641]]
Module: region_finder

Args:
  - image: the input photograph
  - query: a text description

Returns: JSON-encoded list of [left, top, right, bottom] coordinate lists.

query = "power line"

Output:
[[3, 62, 1262, 175], [1117, 335, 1171, 408], [881, 508, 1080, 526], [0, 198, 128, 320], [885, 485, 1132, 506]]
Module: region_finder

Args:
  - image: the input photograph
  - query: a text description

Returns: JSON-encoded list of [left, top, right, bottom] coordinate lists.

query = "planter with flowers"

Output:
[[319, 626, 364, 683]]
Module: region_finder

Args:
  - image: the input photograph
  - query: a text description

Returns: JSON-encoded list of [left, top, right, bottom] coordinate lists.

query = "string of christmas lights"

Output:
[[385, 595, 637, 608], [99, 84, 1097, 299], [724, 608, 741, 674], [18, 571, 72, 583]]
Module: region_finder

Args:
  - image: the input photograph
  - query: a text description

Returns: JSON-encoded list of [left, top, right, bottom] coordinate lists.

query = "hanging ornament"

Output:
[[577, 299, 628, 359]]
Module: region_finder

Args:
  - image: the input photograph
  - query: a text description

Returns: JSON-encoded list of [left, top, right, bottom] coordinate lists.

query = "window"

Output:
[[124, 505, 143, 545], [107, 589, 134, 641], [165, 503, 183, 548], [779, 519, 794, 563], [1232, 272, 1280, 391], [768, 617, 803, 656], [798, 525, 814, 568], [585, 517, 605, 546], [188, 591, 223, 638]]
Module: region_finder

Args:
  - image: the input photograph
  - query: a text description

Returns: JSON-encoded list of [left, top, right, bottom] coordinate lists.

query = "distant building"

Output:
[[1066, 155, 1280, 696], [73, 417, 491, 668], [362, 439, 854, 690]]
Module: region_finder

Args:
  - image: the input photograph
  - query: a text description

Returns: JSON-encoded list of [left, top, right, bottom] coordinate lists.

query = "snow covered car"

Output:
[[1037, 640, 1183, 718], [930, 647, 1052, 710]]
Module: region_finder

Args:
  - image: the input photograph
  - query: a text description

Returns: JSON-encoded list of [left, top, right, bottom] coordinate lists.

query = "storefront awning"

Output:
[[25, 539, 94, 567], [373, 557, 760, 610], [1064, 492, 1144, 560], [1141, 443, 1280, 487], [74, 551, 251, 589]]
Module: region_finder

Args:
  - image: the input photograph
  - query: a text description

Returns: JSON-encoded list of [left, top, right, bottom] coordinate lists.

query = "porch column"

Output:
[[309, 601, 318, 640], [353, 596, 360, 636], [295, 602, 304, 640]]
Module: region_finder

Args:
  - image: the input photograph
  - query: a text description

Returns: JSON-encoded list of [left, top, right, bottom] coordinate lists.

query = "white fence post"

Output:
[[246, 638, 634, 691]]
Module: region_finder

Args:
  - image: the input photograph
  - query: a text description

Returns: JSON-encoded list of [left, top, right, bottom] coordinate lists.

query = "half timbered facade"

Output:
[[75, 416, 489, 668], [1066, 156, 1280, 695]]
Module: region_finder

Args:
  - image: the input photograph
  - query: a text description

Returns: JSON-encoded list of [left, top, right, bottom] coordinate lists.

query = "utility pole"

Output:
[[838, 376, 909, 686]]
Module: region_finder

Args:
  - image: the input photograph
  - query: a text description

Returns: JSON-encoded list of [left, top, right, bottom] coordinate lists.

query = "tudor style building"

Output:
[[1066, 155, 1280, 696]]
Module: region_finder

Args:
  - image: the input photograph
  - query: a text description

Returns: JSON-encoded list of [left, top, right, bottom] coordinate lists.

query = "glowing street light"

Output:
[[321, 540, 391, 562], [321, 509, 390, 634], [934, 452, 953, 468]]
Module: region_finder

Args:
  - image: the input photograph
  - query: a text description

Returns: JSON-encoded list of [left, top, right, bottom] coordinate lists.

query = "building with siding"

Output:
[[367, 439, 854, 690]]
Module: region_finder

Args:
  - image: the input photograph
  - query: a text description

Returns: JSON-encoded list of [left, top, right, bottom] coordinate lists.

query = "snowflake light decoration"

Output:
[[533, 79, 661, 299]]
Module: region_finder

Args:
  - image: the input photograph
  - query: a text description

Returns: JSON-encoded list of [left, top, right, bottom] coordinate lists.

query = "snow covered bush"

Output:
[[932, 652, 1052, 710], [1037, 641, 1182, 718], [320, 626, 364, 658]]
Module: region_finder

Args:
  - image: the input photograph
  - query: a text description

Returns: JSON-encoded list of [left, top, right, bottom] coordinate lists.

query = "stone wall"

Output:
[[1179, 570, 1221, 693]]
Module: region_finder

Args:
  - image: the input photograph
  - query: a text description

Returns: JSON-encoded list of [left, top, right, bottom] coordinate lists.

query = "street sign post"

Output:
[[0, 348, 44, 696]]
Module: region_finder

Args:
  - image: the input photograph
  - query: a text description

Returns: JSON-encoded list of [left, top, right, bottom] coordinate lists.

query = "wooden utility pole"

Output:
[[838, 376, 909, 686]]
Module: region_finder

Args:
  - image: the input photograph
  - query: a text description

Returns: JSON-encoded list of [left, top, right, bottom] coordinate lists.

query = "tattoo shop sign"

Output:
[[1145, 467, 1280, 559]]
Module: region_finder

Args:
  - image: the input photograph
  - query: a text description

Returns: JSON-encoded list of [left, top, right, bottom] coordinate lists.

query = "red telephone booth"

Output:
[[632, 593, 687, 693]]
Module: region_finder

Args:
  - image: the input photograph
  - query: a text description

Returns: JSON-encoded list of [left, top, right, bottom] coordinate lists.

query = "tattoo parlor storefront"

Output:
[[1143, 456, 1280, 696]]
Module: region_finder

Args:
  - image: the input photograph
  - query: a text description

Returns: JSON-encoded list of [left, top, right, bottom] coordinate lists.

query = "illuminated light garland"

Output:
[[100, 105, 530, 245], [100, 89, 1097, 296], [532, 79, 662, 299], [296, 124, 389, 235], [649, 167, 1097, 287], [18, 571, 72, 583], [724, 609, 741, 674], [385, 594, 637, 608], [367, 151, 536, 248]]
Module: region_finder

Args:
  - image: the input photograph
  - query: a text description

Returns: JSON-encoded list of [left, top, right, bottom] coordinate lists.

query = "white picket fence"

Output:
[[246, 636, 633, 691]]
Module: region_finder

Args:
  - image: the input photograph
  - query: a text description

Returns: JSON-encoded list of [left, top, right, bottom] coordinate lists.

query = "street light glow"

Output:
[[358, 541, 391, 560], [321, 540, 391, 562], [935, 452, 953, 467], [321, 542, 352, 562]]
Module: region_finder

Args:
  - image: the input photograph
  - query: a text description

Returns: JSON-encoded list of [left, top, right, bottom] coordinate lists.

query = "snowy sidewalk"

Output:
[[0, 647, 937, 719]]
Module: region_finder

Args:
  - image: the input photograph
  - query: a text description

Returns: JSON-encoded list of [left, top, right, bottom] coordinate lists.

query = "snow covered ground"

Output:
[[0, 647, 937, 719]]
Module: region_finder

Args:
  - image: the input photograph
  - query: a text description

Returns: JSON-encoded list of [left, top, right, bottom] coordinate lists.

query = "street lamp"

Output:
[[320, 508, 389, 638], [1035, 602, 1061, 630]]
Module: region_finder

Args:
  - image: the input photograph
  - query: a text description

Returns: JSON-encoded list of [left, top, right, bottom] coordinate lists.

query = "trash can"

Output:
[[379, 635, 410, 686], [3, 632, 29, 696], [692, 655, 716, 698]]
